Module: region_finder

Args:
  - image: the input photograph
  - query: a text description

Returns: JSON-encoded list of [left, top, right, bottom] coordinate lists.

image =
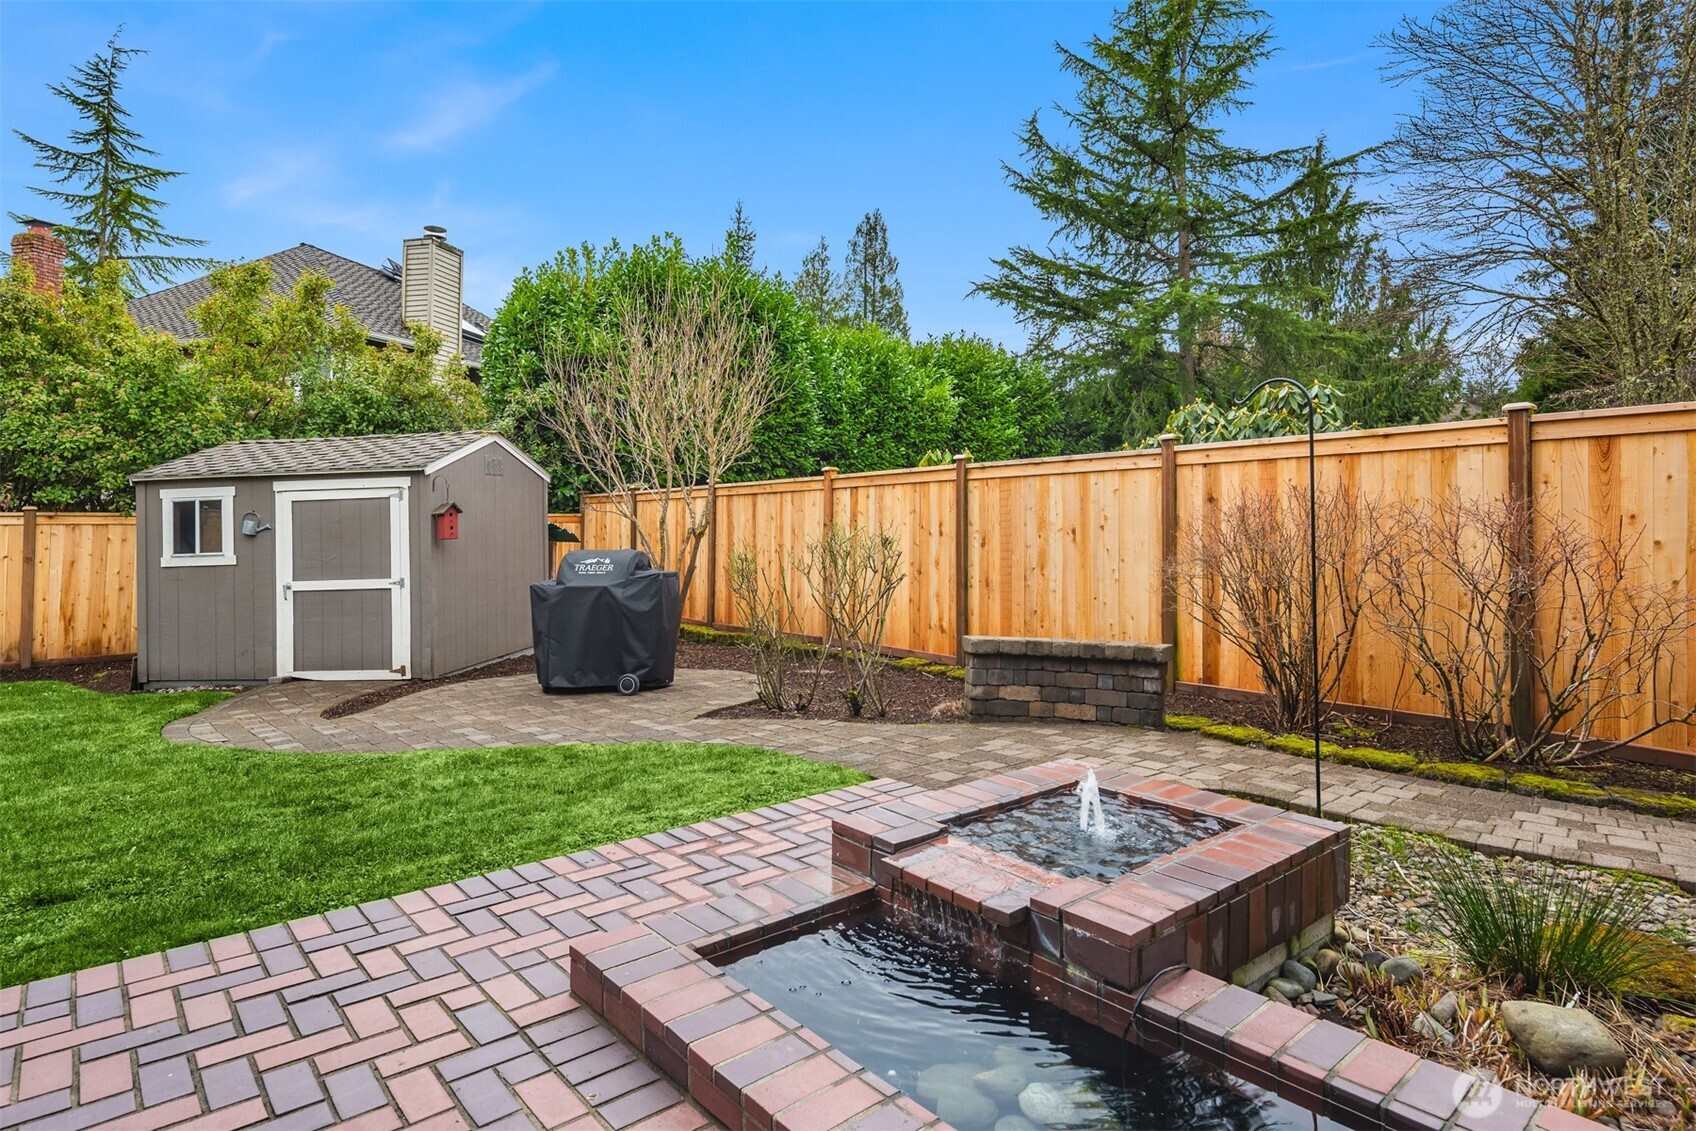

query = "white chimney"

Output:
[[400, 224, 464, 362]]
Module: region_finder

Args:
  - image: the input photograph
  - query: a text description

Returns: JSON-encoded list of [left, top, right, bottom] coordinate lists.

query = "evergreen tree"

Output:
[[724, 200, 757, 272], [792, 237, 845, 323], [976, 0, 1363, 439], [842, 209, 908, 338], [10, 29, 208, 290]]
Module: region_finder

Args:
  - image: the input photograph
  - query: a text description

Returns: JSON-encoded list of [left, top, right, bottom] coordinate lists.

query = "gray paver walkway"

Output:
[[166, 672, 1696, 892]]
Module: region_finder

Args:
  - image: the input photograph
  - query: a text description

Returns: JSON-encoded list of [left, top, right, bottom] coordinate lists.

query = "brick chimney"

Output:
[[400, 224, 464, 362], [10, 219, 67, 296]]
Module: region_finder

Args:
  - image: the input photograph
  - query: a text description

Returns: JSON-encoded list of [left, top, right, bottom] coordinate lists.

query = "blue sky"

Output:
[[1, 1, 1433, 346]]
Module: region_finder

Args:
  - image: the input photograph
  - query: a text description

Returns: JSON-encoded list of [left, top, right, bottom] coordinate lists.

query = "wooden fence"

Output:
[[581, 402, 1696, 765], [0, 509, 136, 667], [547, 513, 583, 574]]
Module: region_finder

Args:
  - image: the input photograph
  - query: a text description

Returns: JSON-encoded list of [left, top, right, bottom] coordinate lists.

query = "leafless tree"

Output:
[[1173, 483, 1386, 731], [1373, 493, 1696, 765], [727, 546, 825, 712], [1380, 0, 1696, 398], [544, 275, 778, 606], [801, 525, 906, 718]]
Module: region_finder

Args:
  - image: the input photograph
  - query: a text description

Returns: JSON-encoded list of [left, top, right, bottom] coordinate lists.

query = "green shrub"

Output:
[[1425, 848, 1670, 995]]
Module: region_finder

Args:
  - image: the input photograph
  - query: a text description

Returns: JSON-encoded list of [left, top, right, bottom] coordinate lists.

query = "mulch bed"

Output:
[[0, 659, 136, 695], [1168, 687, 1696, 799], [687, 641, 965, 725]]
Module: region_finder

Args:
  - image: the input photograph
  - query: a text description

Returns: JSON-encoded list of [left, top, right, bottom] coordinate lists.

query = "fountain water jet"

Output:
[[1077, 769, 1110, 837]]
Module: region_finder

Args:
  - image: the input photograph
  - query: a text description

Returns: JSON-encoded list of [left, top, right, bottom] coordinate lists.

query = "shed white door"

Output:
[[275, 478, 410, 680]]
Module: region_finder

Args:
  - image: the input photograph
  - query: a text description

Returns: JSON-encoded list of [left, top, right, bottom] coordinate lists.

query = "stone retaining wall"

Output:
[[963, 635, 1172, 726]]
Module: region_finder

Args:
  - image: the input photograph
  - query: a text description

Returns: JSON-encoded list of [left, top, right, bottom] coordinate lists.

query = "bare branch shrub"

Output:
[[726, 546, 822, 712], [1374, 494, 1696, 765], [801, 525, 906, 718], [543, 274, 778, 607], [1173, 483, 1385, 731]]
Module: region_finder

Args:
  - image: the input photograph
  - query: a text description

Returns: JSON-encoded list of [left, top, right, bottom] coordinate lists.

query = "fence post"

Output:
[[1504, 402, 1537, 746], [1158, 435, 1179, 691], [704, 486, 719, 629], [820, 466, 837, 533], [18, 506, 37, 670], [627, 491, 639, 551], [953, 453, 971, 663]]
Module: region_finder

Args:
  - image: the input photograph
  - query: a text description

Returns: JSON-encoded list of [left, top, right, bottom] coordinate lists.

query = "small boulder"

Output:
[[974, 1063, 1029, 1103], [1382, 956, 1424, 985], [1498, 1001, 1628, 1077], [995, 1118, 1040, 1131], [1267, 977, 1308, 1000], [933, 1085, 999, 1130], [1430, 992, 1461, 1026], [1413, 1011, 1456, 1046], [1280, 960, 1318, 994], [1362, 950, 1391, 970], [917, 1063, 983, 1102], [1018, 1083, 1078, 1127], [1314, 948, 1342, 979]]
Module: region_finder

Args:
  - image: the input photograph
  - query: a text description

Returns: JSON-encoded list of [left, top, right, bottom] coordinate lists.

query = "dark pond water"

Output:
[[947, 792, 1232, 881], [725, 918, 1335, 1131]]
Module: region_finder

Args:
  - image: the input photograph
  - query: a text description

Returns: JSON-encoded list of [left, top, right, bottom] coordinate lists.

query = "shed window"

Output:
[[160, 486, 236, 567]]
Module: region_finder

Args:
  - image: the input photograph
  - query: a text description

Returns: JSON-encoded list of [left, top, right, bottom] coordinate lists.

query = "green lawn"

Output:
[[0, 681, 867, 987]]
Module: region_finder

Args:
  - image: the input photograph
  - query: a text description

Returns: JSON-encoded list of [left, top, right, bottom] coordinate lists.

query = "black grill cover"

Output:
[[530, 550, 681, 691]]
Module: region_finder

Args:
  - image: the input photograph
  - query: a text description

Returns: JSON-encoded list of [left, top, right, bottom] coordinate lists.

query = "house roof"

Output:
[[126, 243, 490, 368], [130, 432, 548, 483]]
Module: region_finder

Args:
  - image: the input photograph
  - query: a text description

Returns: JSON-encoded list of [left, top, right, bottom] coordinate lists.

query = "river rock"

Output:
[[1362, 950, 1391, 970], [995, 1118, 1040, 1131], [994, 1047, 1037, 1068], [917, 1063, 983, 1102], [1017, 1082, 1078, 1126], [1267, 977, 1308, 1000], [1314, 948, 1342, 979], [1280, 960, 1318, 993], [974, 1063, 1030, 1102], [1498, 1001, 1628, 1076], [1311, 991, 1339, 1008], [933, 1084, 999, 1130], [1382, 956, 1424, 985], [1265, 983, 1292, 1005], [1430, 992, 1460, 1026], [1413, 1011, 1456, 1046]]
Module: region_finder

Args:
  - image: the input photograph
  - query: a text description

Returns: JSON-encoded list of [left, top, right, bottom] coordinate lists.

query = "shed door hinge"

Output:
[[394, 576, 405, 590]]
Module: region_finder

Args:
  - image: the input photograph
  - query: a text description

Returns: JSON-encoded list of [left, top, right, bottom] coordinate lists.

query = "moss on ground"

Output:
[[1167, 710, 1691, 821]]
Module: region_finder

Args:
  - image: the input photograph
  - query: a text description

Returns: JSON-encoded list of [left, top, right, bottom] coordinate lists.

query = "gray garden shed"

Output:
[[131, 432, 549, 687]]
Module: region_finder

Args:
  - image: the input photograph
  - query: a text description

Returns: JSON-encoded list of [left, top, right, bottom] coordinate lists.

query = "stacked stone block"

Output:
[[963, 636, 1172, 726]]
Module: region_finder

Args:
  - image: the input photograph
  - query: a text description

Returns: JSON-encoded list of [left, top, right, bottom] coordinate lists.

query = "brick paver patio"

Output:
[[165, 671, 1696, 892], [1, 777, 927, 1131]]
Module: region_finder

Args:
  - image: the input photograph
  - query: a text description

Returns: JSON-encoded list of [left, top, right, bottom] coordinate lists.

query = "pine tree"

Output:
[[792, 237, 844, 323], [842, 209, 908, 338], [724, 201, 757, 272], [11, 28, 208, 289], [975, 0, 1363, 434]]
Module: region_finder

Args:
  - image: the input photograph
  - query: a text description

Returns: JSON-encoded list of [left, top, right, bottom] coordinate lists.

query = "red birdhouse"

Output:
[[433, 502, 462, 540]]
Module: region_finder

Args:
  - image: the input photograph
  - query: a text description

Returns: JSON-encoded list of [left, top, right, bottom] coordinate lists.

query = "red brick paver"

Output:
[[1, 778, 918, 1131]]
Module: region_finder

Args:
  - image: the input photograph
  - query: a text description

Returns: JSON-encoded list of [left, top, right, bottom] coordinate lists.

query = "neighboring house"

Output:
[[126, 226, 491, 375]]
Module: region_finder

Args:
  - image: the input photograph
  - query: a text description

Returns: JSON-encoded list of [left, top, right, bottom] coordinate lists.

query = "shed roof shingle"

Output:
[[126, 243, 489, 368], [130, 432, 496, 482]]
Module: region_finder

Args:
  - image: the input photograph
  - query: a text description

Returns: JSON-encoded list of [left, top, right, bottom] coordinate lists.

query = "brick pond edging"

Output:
[[562, 760, 1607, 1131], [963, 636, 1172, 726]]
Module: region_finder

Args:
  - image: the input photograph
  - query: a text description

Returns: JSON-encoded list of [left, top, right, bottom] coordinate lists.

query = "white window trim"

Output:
[[160, 485, 237, 567]]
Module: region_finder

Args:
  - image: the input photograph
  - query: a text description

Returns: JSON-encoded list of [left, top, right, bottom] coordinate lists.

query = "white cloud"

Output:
[[384, 61, 558, 153]]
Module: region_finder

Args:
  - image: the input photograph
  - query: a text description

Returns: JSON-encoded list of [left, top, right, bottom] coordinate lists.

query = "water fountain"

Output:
[[1077, 768, 1109, 837]]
